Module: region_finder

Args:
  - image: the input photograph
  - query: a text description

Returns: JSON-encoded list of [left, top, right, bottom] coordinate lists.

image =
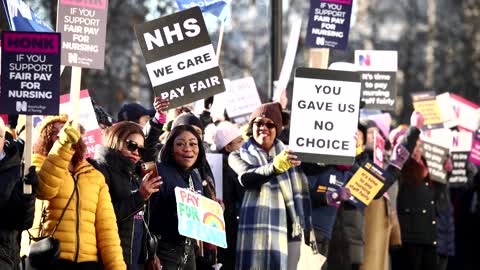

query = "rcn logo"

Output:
[[316, 37, 325, 46], [68, 52, 78, 64], [16, 101, 27, 112], [358, 54, 371, 66]]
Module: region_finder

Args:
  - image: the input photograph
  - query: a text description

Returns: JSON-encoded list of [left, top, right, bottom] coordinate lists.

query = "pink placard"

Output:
[[2, 32, 60, 54], [61, 0, 107, 9], [469, 131, 480, 166], [373, 130, 385, 168]]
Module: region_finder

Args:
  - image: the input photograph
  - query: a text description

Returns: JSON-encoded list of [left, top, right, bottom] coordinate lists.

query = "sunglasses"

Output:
[[125, 140, 144, 153], [253, 121, 276, 129]]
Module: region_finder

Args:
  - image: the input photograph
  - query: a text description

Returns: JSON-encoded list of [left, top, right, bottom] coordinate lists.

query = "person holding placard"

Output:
[[213, 121, 244, 270], [149, 125, 208, 270], [228, 102, 316, 270], [29, 114, 126, 270], [88, 121, 162, 270], [390, 112, 452, 270]]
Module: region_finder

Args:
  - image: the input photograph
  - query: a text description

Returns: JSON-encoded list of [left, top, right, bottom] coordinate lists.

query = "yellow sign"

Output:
[[345, 165, 384, 206], [413, 98, 442, 126]]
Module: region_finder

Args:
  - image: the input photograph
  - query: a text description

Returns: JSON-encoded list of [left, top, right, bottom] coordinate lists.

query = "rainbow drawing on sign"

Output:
[[203, 212, 225, 231]]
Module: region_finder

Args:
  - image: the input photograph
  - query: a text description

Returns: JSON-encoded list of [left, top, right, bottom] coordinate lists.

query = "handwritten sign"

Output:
[[345, 162, 385, 208], [224, 77, 261, 124], [174, 187, 227, 248]]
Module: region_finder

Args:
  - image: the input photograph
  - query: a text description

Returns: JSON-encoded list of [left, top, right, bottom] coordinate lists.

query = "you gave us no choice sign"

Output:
[[289, 68, 361, 165], [134, 7, 225, 109]]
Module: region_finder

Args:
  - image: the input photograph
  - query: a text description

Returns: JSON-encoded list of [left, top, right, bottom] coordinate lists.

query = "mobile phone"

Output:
[[140, 161, 159, 180]]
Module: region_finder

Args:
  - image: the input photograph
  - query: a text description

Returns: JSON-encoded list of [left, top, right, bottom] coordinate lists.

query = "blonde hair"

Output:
[[0, 117, 5, 138]]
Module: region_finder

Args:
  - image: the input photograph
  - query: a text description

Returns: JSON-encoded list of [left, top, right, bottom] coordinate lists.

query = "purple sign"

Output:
[[469, 130, 480, 165], [305, 0, 353, 50], [1, 31, 61, 115], [57, 0, 109, 69]]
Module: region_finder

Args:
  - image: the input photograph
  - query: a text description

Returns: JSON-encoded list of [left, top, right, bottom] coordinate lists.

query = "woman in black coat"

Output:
[[149, 125, 208, 270], [89, 121, 161, 270]]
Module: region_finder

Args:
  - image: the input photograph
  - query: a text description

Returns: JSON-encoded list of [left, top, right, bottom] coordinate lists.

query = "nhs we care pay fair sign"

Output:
[[135, 7, 225, 109], [289, 68, 361, 165]]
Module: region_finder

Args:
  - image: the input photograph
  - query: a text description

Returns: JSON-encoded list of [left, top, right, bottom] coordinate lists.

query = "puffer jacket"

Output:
[[31, 141, 126, 270]]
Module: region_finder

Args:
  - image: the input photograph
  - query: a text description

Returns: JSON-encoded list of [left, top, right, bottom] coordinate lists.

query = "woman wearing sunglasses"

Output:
[[89, 121, 162, 270], [149, 125, 207, 270], [228, 102, 315, 270]]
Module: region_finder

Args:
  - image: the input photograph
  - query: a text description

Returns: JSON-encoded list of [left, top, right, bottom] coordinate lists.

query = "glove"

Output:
[[273, 150, 294, 174], [389, 143, 410, 170], [58, 123, 81, 145], [326, 187, 351, 208], [24, 166, 38, 187], [410, 111, 425, 129]]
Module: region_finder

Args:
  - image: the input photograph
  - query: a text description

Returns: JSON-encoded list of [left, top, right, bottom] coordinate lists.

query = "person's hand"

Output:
[[326, 187, 351, 208], [389, 143, 410, 170], [444, 157, 453, 173], [24, 166, 38, 187], [215, 198, 225, 211], [58, 121, 81, 145], [273, 149, 301, 174], [410, 111, 424, 129], [154, 97, 170, 114], [139, 172, 162, 200]]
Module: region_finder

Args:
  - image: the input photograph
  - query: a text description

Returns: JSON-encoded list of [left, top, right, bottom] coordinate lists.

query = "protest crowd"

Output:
[[1, 1, 480, 270]]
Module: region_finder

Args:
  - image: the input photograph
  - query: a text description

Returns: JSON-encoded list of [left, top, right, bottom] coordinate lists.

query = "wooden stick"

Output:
[[273, 19, 302, 107], [22, 115, 33, 194], [216, 21, 225, 64], [70, 66, 82, 127], [309, 48, 330, 69]]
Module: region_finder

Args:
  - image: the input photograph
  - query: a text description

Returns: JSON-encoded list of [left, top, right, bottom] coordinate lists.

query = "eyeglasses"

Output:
[[253, 121, 276, 129], [126, 140, 144, 153]]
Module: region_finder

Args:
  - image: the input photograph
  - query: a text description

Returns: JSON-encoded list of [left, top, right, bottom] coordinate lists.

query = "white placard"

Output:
[[206, 153, 223, 200], [224, 77, 261, 121], [289, 68, 361, 165]]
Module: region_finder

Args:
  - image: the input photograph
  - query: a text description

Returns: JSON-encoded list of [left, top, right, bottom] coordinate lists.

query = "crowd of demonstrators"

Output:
[[2, 92, 480, 270]]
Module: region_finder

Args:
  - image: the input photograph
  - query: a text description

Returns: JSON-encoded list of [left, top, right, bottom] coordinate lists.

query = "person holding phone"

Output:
[[89, 121, 161, 270]]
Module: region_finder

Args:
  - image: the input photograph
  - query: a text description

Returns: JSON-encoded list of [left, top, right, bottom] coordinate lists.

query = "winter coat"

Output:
[[0, 141, 36, 268], [434, 181, 455, 256], [308, 165, 352, 240], [88, 146, 146, 266], [31, 141, 126, 270], [218, 150, 244, 270], [149, 161, 204, 243], [397, 158, 437, 246]]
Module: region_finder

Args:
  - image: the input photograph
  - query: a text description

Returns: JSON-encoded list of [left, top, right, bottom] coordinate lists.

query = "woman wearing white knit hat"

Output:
[[214, 121, 244, 270]]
